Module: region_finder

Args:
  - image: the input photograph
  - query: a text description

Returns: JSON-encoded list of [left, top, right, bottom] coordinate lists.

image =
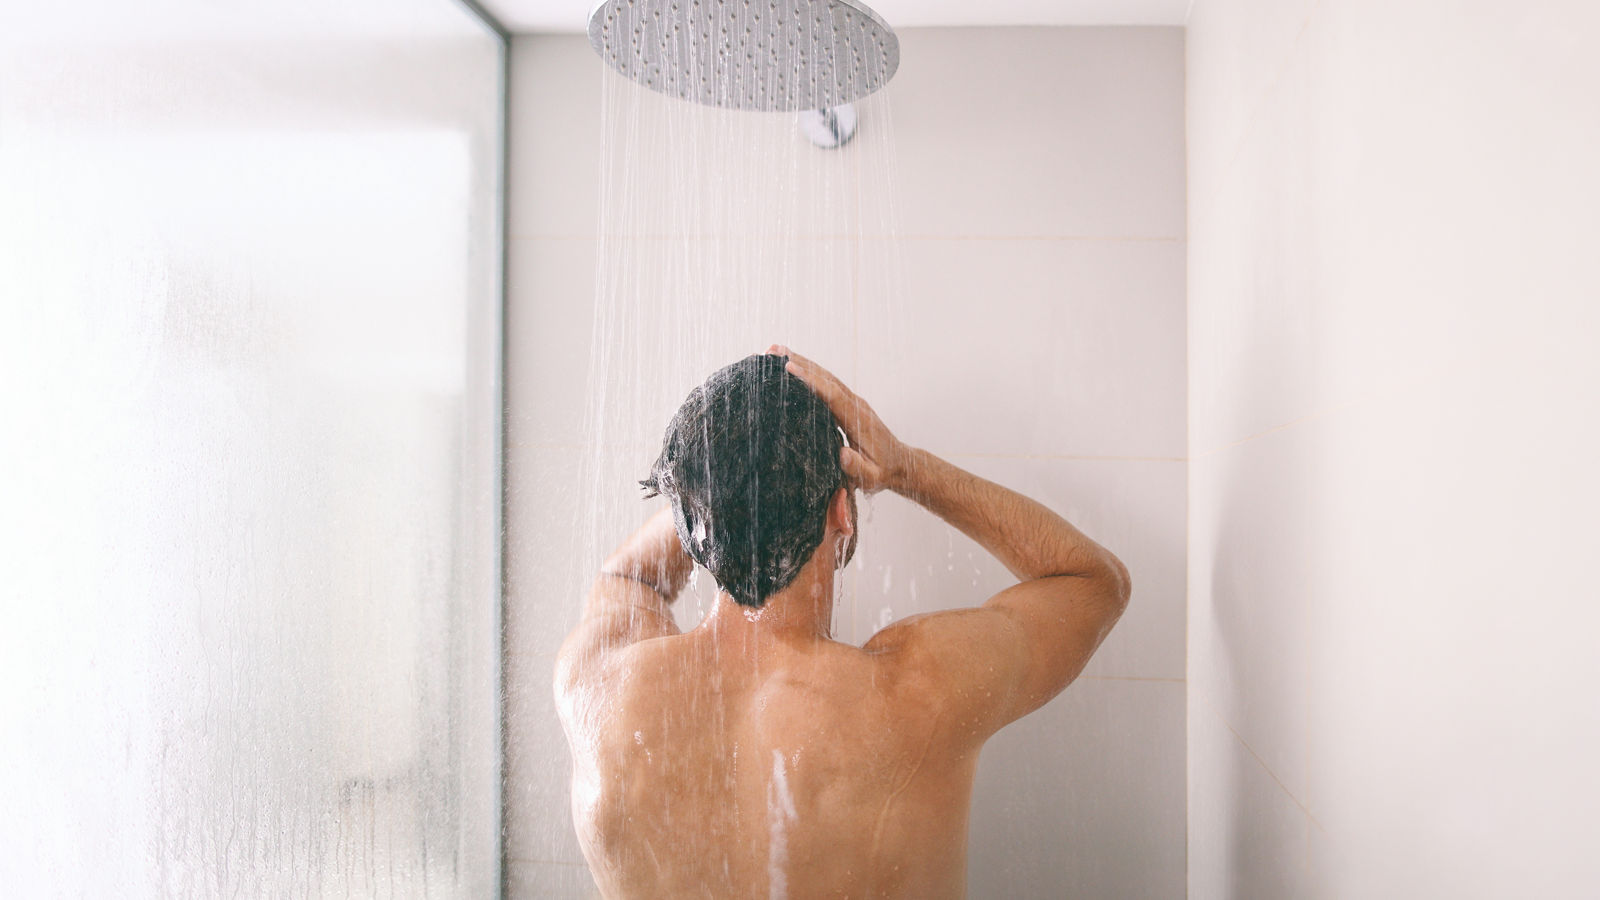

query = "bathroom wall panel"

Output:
[[507, 26, 1187, 898], [1188, 0, 1600, 895]]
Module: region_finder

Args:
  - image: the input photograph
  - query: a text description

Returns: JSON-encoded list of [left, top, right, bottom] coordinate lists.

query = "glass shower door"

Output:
[[0, 1, 504, 895]]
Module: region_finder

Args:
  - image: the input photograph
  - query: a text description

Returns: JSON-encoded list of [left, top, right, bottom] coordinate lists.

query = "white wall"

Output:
[[1187, 1, 1600, 896], [505, 27, 1188, 898]]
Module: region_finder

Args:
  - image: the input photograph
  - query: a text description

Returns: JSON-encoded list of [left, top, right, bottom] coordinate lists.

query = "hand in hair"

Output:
[[770, 345, 911, 496]]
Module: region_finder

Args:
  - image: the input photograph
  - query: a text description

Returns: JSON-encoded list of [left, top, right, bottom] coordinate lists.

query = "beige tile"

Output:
[[867, 27, 1186, 239], [511, 40, 868, 243], [843, 456, 1184, 681], [1187, 47, 1322, 455], [1189, 0, 1600, 894], [1185, 0, 1321, 222], [503, 651, 589, 868], [1196, 376, 1600, 895], [1301, 0, 1600, 415], [969, 678, 1185, 899], [506, 237, 598, 450], [856, 237, 1185, 460], [1187, 688, 1310, 900], [503, 443, 611, 869], [1193, 0, 1600, 453], [508, 36, 604, 239], [506, 859, 600, 899], [589, 78, 866, 241], [583, 234, 858, 426], [1294, 390, 1600, 898], [587, 238, 858, 455], [505, 441, 662, 652], [515, 28, 1188, 244], [1188, 420, 1316, 796], [508, 235, 860, 448]]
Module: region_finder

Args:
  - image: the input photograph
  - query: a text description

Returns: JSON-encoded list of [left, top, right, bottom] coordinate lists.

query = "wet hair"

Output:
[[641, 353, 845, 608]]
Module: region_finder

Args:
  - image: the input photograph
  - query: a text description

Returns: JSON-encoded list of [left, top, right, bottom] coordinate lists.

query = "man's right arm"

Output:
[[883, 446, 1131, 729], [777, 346, 1131, 738]]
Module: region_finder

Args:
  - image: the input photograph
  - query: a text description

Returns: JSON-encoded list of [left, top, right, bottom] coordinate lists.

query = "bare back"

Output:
[[558, 349, 1131, 898], [561, 625, 979, 899]]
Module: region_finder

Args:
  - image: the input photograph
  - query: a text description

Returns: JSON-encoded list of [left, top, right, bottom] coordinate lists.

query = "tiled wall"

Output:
[[1187, 1, 1600, 895], [506, 28, 1187, 897]]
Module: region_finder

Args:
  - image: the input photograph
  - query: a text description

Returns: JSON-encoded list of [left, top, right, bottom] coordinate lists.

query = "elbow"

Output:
[[1101, 553, 1132, 611]]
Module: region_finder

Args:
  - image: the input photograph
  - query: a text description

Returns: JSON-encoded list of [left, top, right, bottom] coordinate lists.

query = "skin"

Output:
[[554, 347, 1132, 899]]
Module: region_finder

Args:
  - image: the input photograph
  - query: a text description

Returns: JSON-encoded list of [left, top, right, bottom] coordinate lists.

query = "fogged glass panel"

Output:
[[0, 2, 503, 895]]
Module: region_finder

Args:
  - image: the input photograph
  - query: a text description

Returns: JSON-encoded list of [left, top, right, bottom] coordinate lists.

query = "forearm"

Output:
[[598, 507, 695, 601], [892, 447, 1126, 588], [775, 347, 1127, 595]]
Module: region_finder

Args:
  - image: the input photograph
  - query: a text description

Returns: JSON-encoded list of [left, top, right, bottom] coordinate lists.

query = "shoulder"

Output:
[[859, 608, 1033, 740], [556, 629, 676, 712], [863, 607, 1030, 685]]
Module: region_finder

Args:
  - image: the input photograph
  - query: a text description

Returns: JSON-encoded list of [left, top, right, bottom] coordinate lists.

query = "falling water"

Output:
[[556, 4, 912, 894], [575, 12, 908, 645]]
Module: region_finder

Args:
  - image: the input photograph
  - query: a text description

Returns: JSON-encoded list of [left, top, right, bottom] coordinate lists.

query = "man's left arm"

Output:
[[556, 508, 693, 686]]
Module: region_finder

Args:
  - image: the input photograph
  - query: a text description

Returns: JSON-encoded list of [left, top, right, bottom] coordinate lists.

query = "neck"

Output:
[[704, 552, 838, 641]]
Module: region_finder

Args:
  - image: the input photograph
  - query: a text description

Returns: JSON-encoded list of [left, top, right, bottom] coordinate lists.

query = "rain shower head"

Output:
[[587, 0, 900, 112]]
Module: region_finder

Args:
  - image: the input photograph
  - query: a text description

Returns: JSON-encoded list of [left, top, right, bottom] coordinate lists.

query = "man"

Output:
[[555, 347, 1131, 898]]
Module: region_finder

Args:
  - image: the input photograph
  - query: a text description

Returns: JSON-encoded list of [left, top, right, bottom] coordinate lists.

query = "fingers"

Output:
[[841, 446, 884, 493], [791, 366, 860, 435], [841, 444, 859, 474], [770, 347, 872, 439], [781, 353, 828, 396], [770, 347, 901, 495], [769, 345, 827, 384], [781, 351, 849, 406], [770, 345, 830, 397]]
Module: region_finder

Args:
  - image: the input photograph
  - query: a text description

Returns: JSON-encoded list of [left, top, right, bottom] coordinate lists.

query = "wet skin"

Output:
[[555, 349, 1132, 898]]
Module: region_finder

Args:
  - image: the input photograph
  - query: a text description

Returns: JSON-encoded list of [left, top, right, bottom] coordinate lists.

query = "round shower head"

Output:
[[587, 0, 900, 112]]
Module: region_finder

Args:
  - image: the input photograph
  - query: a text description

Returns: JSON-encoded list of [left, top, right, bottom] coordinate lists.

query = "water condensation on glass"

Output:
[[0, 2, 503, 895]]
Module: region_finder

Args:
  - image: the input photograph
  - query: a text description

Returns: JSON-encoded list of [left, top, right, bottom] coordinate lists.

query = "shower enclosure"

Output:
[[0, 0, 506, 894]]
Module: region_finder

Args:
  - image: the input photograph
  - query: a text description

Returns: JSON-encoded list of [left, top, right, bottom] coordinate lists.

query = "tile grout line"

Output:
[[1190, 400, 1360, 461], [509, 441, 1191, 464], [1191, 364, 1485, 461], [1182, 20, 1194, 895], [1193, 687, 1325, 832], [947, 452, 1187, 463], [1304, 487, 1314, 878], [509, 233, 1186, 243], [506, 857, 590, 868]]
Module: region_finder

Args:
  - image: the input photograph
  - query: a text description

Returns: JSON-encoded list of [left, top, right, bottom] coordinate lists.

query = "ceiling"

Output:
[[2, 0, 492, 45], [477, 0, 1192, 33]]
